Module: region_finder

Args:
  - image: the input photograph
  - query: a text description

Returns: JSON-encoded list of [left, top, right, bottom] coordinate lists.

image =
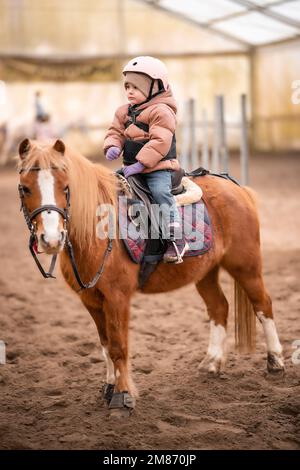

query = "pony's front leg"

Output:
[[103, 294, 137, 415], [81, 300, 115, 398]]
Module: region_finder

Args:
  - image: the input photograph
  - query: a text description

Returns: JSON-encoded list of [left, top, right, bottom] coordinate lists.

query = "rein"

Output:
[[19, 166, 113, 291]]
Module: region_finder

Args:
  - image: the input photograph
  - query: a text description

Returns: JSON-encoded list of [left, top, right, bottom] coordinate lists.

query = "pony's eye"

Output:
[[22, 185, 31, 195], [63, 186, 69, 193]]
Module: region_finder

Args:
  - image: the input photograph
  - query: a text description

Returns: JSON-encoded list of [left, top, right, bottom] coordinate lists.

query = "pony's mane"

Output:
[[19, 141, 118, 251]]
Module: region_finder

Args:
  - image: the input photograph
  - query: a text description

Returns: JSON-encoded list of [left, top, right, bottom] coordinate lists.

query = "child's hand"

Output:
[[106, 146, 121, 161], [123, 162, 145, 178]]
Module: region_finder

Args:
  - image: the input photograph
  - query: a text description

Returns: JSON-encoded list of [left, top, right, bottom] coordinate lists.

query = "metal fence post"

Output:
[[212, 95, 221, 173], [240, 94, 249, 185], [189, 98, 198, 170], [201, 108, 210, 170], [219, 95, 229, 173]]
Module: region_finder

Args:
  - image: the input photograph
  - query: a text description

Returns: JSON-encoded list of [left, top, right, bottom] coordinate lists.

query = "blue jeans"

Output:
[[142, 170, 181, 238]]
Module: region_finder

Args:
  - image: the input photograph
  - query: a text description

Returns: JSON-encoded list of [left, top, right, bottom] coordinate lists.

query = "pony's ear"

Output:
[[53, 139, 65, 155], [18, 138, 31, 160]]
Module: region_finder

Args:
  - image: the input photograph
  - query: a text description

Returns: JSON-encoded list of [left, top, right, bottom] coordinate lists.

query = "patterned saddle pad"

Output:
[[118, 196, 213, 264]]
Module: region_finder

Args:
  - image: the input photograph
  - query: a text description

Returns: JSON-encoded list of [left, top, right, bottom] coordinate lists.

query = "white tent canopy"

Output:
[[1, 0, 299, 58], [0, 0, 299, 154], [151, 0, 300, 47]]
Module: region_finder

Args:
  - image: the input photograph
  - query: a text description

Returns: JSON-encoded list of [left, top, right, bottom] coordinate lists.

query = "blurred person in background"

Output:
[[103, 56, 189, 264], [34, 90, 48, 122], [33, 91, 55, 141], [0, 121, 8, 164], [0, 121, 8, 150], [33, 113, 55, 141]]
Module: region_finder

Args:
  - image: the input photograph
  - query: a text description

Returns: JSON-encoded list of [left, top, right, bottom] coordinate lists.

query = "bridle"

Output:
[[18, 166, 113, 291]]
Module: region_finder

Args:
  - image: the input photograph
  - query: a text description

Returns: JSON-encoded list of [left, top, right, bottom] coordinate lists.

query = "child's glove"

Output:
[[123, 162, 145, 178], [106, 146, 121, 161]]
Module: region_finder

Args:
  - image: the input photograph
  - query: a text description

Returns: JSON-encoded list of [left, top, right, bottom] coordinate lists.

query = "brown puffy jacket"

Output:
[[103, 87, 180, 173]]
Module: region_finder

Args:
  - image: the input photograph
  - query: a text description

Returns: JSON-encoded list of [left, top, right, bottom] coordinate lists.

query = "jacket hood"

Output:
[[133, 86, 177, 114]]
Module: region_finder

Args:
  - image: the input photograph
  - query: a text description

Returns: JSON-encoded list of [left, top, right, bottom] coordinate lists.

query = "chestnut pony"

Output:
[[18, 139, 284, 415]]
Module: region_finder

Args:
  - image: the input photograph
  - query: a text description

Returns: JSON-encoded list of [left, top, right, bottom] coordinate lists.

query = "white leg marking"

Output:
[[257, 312, 282, 355], [207, 321, 227, 359], [257, 311, 284, 371], [200, 321, 227, 373], [102, 347, 115, 384], [38, 169, 60, 243]]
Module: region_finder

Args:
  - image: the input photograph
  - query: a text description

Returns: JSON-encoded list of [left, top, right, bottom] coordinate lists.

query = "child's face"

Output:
[[125, 82, 146, 105]]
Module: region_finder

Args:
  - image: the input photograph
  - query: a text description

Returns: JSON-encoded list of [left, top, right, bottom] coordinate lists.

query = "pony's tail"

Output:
[[234, 280, 256, 352], [233, 186, 257, 352]]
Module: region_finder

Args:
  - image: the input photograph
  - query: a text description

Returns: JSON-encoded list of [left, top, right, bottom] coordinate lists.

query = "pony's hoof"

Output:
[[199, 355, 223, 375], [108, 391, 135, 417], [208, 362, 221, 375], [267, 353, 285, 374], [109, 408, 132, 419]]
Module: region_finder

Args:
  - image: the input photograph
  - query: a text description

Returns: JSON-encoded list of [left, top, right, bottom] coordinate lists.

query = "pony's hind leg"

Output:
[[196, 266, 229, 374], [227, 266, 284, 373]]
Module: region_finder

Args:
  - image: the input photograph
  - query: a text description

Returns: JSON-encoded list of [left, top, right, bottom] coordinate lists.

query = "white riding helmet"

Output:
[[122, 56, 169, 92]]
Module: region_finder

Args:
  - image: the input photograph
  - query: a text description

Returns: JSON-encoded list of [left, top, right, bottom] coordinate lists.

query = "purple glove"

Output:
[[123, 162, 145, 178], [106, 146, 121, 161]]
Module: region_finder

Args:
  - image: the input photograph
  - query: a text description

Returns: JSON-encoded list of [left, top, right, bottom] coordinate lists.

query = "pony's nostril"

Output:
[[60, 231, 66, 242], [41, 233, 47, 244]]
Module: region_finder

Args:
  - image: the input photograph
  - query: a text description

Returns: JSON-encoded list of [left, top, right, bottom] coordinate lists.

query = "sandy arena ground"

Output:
[[0, 154, 299, 450]]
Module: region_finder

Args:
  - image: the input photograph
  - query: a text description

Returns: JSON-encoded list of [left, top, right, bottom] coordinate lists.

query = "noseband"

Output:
[[19, 166, 113, 291]]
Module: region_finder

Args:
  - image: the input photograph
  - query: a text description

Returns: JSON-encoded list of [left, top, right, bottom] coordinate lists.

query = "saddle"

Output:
[[116, 167, 185, 203], [116, 167, 213, 289]]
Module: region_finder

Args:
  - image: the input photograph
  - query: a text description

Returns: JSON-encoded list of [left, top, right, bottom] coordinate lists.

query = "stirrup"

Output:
[[164, 241, 189, 264], [172, 241, 184, 264]]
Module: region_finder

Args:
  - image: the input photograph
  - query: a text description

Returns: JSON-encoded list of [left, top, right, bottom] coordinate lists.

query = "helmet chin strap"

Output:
[[147, 79, 155, 100], [148, 78, 165, 100], [130, 79, 165, 109], [138, 78, 165, 106]]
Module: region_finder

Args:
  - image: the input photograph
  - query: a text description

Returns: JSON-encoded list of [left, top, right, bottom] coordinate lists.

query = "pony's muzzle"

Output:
[[40, 230, 66, 253]]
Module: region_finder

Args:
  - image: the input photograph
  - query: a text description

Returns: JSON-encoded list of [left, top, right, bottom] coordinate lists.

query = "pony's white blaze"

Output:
[[257, 312, 282, 355], [38, 169, 60, 243], [102, 347, 115, 384]]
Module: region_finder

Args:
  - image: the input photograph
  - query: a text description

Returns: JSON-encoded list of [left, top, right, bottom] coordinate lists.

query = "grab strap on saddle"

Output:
[[185, 167, 240, 186]]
